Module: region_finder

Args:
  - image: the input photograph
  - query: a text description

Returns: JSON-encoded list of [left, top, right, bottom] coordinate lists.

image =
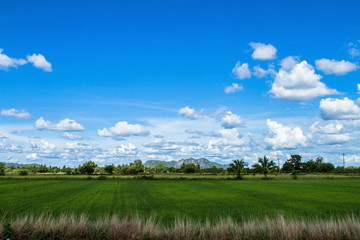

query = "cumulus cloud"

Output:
[[98, 121, 150, 137], [318, 134, 351, 145], [221, 111, 243, 129], [224, 83, 243, 94], [270, 61, 338, 101], [232, 61, 251, 79], [63, 132, 83, 140], [26, 153, 39, 160], [320, 97, 360, 120], [265, 119, 307, 150], [357, 84, 360, 94], [315, 58, 357, 75], [142, 138, 199, 155], [27, 53, 52, 72], [310, 121, 350, 145], [1, 108, 31, 119], [253, 66, 276, 78], [109, 143, 137, 156], [39, 140, 56, 153], [179, 106, 203, 119], [280, 56, 299, 71], [35, 117, 85, 131], [311, 122, 344, 134], [209, 128, 245, 147], [0, 49, 27, 70], [348, 41, 360, 57], [249, 42, 277, 60]]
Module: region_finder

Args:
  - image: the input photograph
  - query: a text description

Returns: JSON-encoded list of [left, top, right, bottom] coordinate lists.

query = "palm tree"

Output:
[[252, 155, 275, 179], [229, 159, 247, 180]]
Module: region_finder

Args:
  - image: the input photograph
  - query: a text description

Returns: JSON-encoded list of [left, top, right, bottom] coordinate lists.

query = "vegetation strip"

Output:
[[1, 214, 359, 240]]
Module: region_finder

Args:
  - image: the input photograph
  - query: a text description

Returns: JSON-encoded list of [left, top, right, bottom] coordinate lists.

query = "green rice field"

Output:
[[0, 177, 359, 223]]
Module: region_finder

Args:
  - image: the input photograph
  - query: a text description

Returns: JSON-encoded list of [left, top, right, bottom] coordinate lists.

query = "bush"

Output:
[[134, 175, 154, 180], [97, 175, 107, 180], [19, 170, 28, 176], [291, 170, 300, 179], [0, 162, 5, 176]]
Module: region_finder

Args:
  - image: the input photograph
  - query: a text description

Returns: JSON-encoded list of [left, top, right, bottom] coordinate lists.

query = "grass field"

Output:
[[0, 177, 359, 224]]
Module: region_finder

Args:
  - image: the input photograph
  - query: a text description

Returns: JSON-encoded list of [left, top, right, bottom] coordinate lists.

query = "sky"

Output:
[[1, 0, 360, 167]]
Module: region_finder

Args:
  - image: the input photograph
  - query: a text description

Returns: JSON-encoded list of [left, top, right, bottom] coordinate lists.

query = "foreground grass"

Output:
[[0, 178, 359, 223], [1, 214, 359, 240]]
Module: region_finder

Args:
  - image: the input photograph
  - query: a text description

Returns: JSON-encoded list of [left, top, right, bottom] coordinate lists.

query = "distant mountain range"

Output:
[[144, 158, 229, 169]]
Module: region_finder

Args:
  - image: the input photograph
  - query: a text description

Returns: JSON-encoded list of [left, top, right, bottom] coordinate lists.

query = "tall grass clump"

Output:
[[0, 214, 359, 240]]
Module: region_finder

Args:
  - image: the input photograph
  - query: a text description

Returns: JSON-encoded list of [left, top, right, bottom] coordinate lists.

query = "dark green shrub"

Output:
[[19, 170, 28, 176], [97, 175, 107, 180], [0, 162, 5, 176]]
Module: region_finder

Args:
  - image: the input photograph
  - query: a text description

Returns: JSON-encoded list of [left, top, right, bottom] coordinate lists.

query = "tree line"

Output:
[[1, 154, 360, 176]]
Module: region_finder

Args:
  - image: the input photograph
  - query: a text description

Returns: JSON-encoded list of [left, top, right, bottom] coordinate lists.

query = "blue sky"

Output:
[[1, 0, 360, 167]]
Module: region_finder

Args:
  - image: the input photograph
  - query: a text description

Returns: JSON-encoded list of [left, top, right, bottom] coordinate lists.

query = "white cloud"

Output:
[[179, 106, 203, 119], [315, 58, 357, 75], [357, 84, 360, 94], [1, 108, 31, 119], [63, 132, 83, 140], [221, 111, 243, 129], [142, 138, 199, 155], [27, 53, 52, 72], [98, 121, 150, 137], [0, 49, 27, 70], [265, 119, 307, 150], [224, 83, 243, 94], [26, 153, 39, 160], [109, 143, 137, 156], [270, 61, 338, 101], [65, 142, 92, 150], [39, 140, 56, 153], [35, 117, 85, 131], [310, 121, 350, 145], [280, 56, 299, 71], [348, 41, 360, 57], [232, 61, 251, 79], [318, 133, 351, 145], [253, 66, 276, 78], [320, 97, 360, 120], [249, 42, 277, 60], [209, 128, 245, 147]]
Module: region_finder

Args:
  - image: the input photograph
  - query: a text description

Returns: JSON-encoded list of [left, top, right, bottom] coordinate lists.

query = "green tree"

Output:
[[252, 156, 275, 179], [154, 163, 167, 173], [129, 160, 144, 174], [229, 159, 247, 180], [183, 164, 200, 173], [38, 165, 49, 173], [319, 162, 335, 173], [79, 161, 97, 175], [302, 160, 317, 172], [104, 164, 115, 174], [0, 162, 5, 176], [282, 155, 302, 172]]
